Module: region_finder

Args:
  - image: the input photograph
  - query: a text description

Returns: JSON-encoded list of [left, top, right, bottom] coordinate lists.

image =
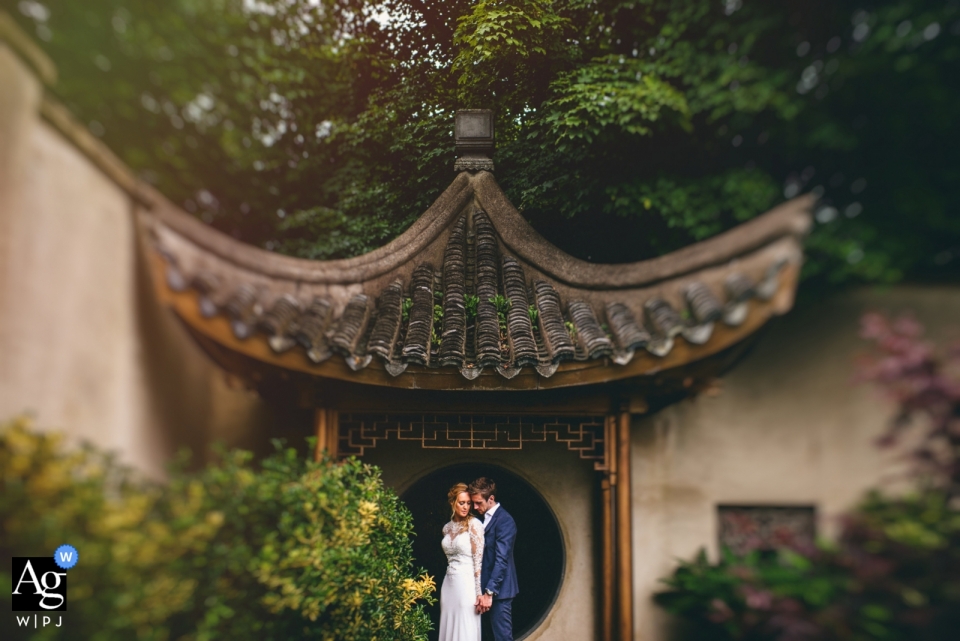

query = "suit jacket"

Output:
[[480, 505, 519, 600]]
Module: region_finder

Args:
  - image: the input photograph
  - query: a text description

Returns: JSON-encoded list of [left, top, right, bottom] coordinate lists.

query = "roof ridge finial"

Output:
[[454, 109, 495, 173]]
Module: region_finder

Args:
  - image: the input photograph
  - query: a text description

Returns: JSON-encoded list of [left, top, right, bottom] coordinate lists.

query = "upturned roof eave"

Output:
[[142, 169, 812, 391]]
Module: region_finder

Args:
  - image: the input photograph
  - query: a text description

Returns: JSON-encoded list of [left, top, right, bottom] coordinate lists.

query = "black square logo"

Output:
[[11, 558, 67, 611]]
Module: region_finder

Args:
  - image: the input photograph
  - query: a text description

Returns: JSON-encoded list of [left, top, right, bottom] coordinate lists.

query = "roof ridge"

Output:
[[150, 169, 811, 289]]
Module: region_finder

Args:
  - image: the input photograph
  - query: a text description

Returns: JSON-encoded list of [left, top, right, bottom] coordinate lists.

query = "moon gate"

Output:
[[400, 464, 565, 641]]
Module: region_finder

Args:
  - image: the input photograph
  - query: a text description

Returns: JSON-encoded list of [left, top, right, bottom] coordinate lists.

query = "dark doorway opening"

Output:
[[401, 464, 565, 641]]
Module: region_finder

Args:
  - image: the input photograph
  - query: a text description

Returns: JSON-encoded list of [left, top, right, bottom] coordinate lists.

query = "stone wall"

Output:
[[632, 285, 960, 640], [0, 37, 272, 478]]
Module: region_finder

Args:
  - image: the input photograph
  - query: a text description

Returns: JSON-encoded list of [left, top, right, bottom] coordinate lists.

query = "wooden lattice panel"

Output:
[[339, 413, 606, 460]]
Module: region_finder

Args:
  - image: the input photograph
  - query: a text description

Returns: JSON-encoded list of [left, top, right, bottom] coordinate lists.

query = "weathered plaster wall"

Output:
[[365, 441, 598, 641], [0, 44, 271, 477], [632, 285, 960, 640]]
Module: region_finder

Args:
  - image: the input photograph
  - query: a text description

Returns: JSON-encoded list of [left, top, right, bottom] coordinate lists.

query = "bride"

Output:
[[438, 483, 484, 641]]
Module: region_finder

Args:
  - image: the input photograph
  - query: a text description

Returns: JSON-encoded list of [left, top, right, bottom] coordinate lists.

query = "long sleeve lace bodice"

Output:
[[441, 517, 485, 597], [468, 518, 484, 596]]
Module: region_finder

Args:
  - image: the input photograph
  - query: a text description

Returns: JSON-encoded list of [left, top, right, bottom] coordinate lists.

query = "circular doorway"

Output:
[[400, 464, 564, 641]]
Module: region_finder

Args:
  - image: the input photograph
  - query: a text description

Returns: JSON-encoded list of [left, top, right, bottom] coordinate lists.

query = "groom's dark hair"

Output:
[[468, 477, 496, 500]]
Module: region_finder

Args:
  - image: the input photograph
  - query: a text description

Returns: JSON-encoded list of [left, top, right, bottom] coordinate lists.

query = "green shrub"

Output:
[[0, 417, 434, 641], [655, 547, 842, 641]]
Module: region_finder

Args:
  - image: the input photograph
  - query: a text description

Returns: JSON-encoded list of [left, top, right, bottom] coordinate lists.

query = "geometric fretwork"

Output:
[[717, 505, 817, 555], [339, 413, 606, 461]]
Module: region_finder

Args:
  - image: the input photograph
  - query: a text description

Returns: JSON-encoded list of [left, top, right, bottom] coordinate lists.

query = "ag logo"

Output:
[[11, 558, 67, 611]]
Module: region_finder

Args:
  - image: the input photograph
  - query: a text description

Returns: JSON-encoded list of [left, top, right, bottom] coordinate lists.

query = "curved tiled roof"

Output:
[[144, 171, 812, 390]]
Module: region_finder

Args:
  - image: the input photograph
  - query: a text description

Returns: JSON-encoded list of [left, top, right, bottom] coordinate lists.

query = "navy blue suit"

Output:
[[481, 505, 518, 641]]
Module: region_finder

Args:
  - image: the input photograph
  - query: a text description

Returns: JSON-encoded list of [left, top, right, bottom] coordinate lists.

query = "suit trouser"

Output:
[[489, 597, 513, 641]]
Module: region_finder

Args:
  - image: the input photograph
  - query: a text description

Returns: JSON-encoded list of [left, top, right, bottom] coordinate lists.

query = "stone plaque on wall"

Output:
[[717, 505, 816, 555]]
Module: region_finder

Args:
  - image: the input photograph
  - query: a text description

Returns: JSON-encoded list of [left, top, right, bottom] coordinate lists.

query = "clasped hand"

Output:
[[474, 593, 492, 614]]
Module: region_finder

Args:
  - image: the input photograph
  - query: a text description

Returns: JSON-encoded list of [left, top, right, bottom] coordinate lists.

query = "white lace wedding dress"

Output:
[[438, 517, 484, 641]]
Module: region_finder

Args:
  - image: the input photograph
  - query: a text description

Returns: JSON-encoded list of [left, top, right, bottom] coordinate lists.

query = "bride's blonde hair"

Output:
[[447, 483, 472, 521]]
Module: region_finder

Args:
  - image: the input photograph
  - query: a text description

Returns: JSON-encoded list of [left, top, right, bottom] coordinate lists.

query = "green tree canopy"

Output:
[[10, 0, 960, 288]]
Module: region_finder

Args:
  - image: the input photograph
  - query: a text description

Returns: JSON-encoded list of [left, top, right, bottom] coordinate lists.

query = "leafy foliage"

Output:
[[489, 293, 511, 339], [464, 294, 479, 322], [0, 418, 434, 641], [10, 0, 960, 288], [856, 313, 960, 492], [655, 315, 960, 640], [432, 302, 443, 347], [656, 547, 843, 641], [489, 294, 512, 314]]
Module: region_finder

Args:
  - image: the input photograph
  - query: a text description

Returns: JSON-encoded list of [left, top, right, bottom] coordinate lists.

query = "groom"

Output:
[[468, 477, 518, 641]]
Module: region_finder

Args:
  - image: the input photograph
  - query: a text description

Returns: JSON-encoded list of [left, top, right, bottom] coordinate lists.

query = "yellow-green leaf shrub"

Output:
[[0, 417, 434, 641]]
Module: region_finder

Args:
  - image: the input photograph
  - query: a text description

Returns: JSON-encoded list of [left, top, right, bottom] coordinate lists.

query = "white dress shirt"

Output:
[[482, 502, 500, 530]]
